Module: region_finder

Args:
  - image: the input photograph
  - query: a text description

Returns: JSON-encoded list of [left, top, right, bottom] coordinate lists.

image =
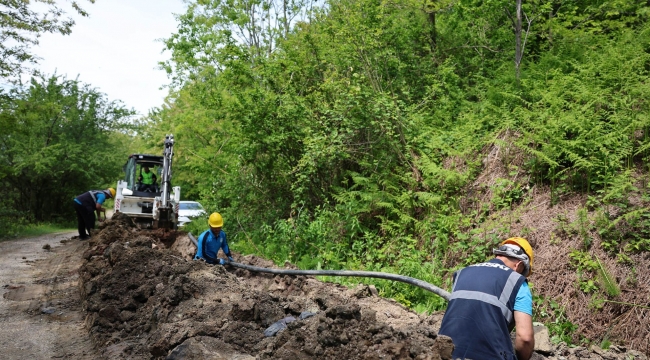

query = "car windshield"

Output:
[[180, 202, 203, 210]]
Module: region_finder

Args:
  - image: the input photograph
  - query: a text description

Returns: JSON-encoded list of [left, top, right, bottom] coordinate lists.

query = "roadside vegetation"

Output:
[[2, 0, 649, 351], [0, 75, 137, 239], [0, 0, 135, 239], [143, 0, 650, 349]]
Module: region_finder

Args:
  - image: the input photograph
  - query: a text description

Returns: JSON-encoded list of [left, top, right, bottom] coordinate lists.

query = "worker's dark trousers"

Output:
[[139, 183, 156, 192], [73, 201, 95, 239]]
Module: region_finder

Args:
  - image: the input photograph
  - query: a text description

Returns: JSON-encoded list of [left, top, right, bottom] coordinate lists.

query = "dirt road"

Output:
[[0, 232, 99, 359]]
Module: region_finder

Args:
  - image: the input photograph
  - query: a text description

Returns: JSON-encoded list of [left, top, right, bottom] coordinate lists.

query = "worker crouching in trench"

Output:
[[193, 212, 234, 265], [438, 237, 535, 360]]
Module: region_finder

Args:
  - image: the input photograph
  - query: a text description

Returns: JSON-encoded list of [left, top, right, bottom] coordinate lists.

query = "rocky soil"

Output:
[[76, 214, 649, 359]]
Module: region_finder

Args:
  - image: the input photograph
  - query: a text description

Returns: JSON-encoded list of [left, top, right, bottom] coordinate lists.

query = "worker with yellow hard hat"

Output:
[[194, 212, 234, 265], [438, 237, 535, 360], [73, 188, 116, 240]]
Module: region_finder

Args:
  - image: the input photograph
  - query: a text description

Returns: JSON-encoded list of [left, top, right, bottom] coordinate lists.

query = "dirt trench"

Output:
[[78, 214, 452, 359], [78, 214, 648, 360]]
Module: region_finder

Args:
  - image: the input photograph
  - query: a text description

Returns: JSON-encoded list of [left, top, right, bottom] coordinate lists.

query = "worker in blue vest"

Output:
[[439, 237, 535, 360], [73, 188, 115, 240], [194, 212, 234, 265]]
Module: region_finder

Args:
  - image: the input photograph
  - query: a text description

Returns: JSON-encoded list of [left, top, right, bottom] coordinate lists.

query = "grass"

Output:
[[596, 257, 621, 297], [179, 219, 208, 238], [0, 223, 76, 241]]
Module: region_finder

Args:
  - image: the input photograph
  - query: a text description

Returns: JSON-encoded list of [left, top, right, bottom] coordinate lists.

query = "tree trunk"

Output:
[[428, 11, 437, 51], [515, 0, 522, 82], [283, 0, 289, 38]]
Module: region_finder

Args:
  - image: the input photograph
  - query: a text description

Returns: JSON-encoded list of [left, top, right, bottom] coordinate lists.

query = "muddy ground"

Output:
[[0, 231, 98, 359], [72, 214, 648, 360]]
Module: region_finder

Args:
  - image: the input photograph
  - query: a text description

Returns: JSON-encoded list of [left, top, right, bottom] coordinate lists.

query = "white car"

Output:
[[178, 201, 207, 227]]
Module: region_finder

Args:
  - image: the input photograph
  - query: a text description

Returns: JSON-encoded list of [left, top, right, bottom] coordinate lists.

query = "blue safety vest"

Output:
[[438, 258, 526, 360], [74, 190, 110, 212]]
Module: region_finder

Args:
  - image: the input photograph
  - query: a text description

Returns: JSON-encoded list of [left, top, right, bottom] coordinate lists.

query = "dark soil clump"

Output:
[[78, 217, 454, 359]]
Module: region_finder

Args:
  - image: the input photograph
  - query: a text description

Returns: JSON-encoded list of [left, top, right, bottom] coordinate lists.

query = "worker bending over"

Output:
[[439, 237, 535, 360], [194, 212, 234, 265], [73, 188, 115, 240]]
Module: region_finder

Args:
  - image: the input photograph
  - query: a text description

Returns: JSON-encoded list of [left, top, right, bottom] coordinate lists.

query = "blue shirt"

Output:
[[194, 229, 230, 264], [514, 281, 533, 316]]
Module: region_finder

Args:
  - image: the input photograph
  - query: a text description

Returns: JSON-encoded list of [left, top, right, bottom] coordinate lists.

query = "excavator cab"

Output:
[[123, 155, 163, 197], [114, 135, 181, 229]]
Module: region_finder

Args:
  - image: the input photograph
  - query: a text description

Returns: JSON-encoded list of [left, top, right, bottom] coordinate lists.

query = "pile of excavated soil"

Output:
[[78, 214, 648, 359], [78, 214, 453, 359]]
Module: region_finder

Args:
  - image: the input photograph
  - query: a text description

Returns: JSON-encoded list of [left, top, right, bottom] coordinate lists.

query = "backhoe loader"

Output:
[[113, 134, 180, 229]]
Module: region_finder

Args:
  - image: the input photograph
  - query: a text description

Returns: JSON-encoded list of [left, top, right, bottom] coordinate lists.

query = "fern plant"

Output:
[[596, 257, 620, 297]]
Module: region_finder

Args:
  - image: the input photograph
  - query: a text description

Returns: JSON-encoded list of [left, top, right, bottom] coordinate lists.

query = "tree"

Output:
[[161, 0, 316, 84], [0, 0, 94, 79], [505, 0, 535, 82], [0, 74, 134, 226]]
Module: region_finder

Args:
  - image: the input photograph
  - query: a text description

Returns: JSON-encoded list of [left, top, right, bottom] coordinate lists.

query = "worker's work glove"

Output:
[[227, 255, 234, 262], [218, 258, 226, 265]]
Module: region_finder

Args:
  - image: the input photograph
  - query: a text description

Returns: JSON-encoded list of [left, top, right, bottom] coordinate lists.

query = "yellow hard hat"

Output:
[[208, 212, 223, 228], [500, 237, 534, 276], [108, 188, 116, 198]]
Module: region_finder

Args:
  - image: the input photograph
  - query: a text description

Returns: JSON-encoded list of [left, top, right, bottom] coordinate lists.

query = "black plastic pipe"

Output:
[[187, 233, 450, 301]]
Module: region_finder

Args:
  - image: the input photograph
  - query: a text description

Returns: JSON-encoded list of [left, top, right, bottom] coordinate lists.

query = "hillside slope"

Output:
[[462, 142, 650, 350]]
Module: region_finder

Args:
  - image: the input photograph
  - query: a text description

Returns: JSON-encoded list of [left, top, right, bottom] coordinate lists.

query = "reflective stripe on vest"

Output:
[[76, 190, 107, 207], [439, 259, 525, 360], [452, 268, 462, 292], [89, 190, 99, 205], [448, 271, 521, 323], [89, 190, 110, 205]]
